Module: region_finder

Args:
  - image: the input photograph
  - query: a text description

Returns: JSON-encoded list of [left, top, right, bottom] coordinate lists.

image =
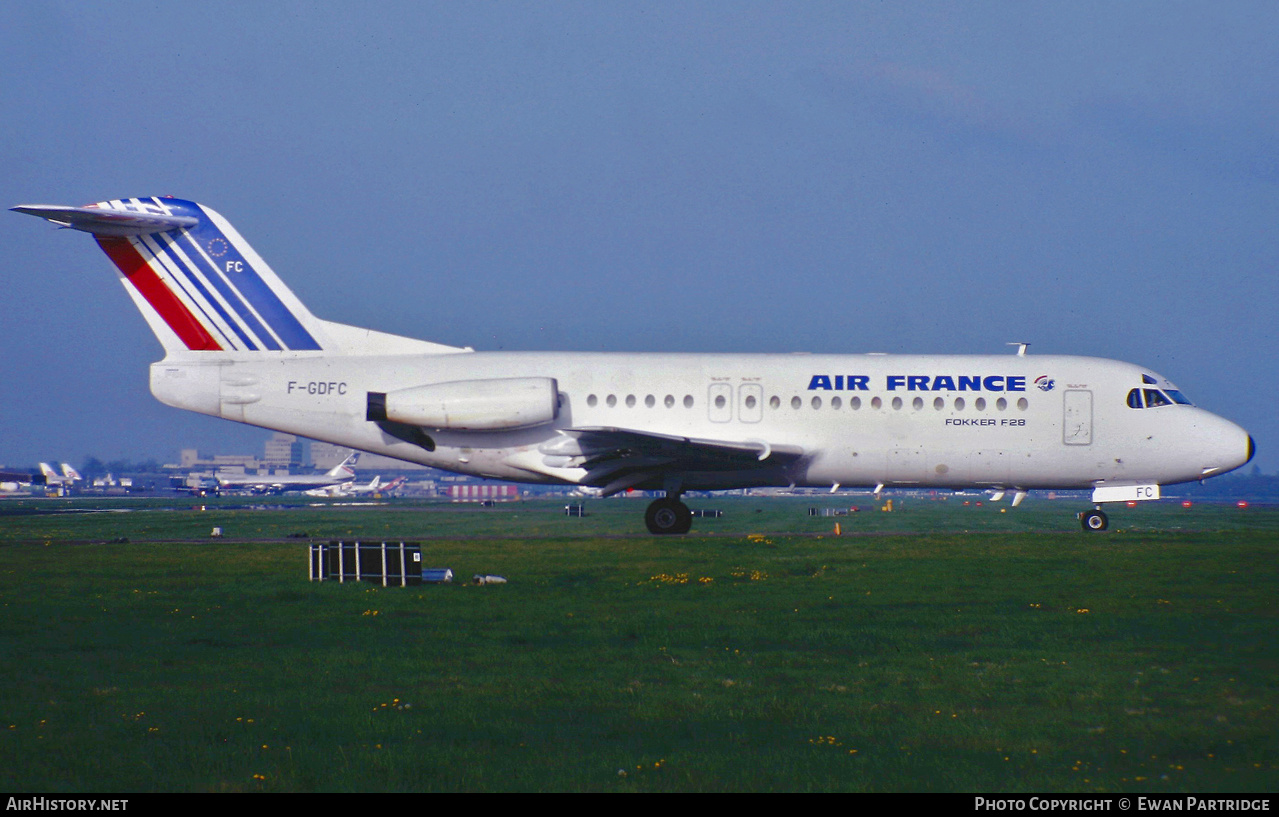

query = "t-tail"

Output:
[[12, 198, 468, 357]]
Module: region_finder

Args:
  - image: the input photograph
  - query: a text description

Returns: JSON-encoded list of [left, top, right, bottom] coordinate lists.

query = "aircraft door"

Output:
[[708, 383, 733, 423], [739, 384, 763, 423], [1063, 390, 1093, 446]]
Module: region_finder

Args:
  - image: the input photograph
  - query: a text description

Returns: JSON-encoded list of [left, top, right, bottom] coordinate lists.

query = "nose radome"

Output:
[[1219, 423, 1254, 476], [1198, 416, 1254, 480]]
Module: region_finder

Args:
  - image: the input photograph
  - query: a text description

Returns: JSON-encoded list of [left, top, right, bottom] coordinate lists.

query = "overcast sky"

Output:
[[2, 2, 1276, 473]]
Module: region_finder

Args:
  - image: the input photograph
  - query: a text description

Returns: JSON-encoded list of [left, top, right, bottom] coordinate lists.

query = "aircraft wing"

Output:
[[539, 427, 804, 496]]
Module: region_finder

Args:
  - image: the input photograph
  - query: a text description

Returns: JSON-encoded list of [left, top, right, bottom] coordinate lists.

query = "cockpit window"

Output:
[[1143, 389, 1172, 408], [1129, 387, 1190, 409], [1142, 374, 1158, 385]]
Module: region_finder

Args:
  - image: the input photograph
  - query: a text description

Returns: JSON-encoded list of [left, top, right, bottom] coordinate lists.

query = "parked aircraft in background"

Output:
[[39, 463, 82, 488], [215, 452, 359, 495], [305, 474, 381, 498], [0, 469, 34, 495], [172, 473, 218, 496], [379, 476, 408, 496], [15, 197, 1254, 532]]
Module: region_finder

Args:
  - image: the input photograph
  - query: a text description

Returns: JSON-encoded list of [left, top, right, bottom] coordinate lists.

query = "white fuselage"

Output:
[[151, 350, 1253, 493], [15, 196, 1255, 531]]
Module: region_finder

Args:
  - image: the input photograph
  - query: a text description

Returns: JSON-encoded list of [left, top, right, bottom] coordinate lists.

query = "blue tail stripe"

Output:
[[184, 218, 321, 351], [135, 232, 244, 351], [166, 230, 283, 351], [150, 230, 273, 350], [145, 232, 259, 351]]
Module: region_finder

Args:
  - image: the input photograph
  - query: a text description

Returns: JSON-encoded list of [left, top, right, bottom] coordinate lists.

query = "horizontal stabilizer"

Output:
[[13, 196, 469, 356], [12, 204, 198, 236]]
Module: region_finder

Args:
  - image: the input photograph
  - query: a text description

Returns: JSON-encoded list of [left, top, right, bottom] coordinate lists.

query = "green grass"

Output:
[[0, 496, 1275, 791]]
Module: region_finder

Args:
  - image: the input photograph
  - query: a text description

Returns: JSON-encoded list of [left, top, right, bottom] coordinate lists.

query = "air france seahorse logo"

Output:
[[1035, 375, 1056, 392]]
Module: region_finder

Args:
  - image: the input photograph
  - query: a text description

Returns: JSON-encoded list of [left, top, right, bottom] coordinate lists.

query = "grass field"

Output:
[[0, 495, 1275, 792]]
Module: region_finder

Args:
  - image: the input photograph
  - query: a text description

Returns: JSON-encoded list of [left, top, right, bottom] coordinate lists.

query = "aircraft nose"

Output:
[[1197, 415, 1254, 479], [1222, 421, 1253, 473]]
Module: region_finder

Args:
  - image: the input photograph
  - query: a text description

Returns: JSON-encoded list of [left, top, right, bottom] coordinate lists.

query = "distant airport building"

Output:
[[177, 434, 302, 475], [263, 433, 304, 468], [177, 449, 263, 473]]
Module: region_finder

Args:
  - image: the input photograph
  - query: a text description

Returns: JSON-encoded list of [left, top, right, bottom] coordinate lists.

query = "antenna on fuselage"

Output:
[[1008, 342, 1029, 356]]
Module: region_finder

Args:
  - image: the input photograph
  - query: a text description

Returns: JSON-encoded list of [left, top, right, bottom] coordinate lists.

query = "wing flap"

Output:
[[540, 426, 804, 495], [543, 426, 800, 461]]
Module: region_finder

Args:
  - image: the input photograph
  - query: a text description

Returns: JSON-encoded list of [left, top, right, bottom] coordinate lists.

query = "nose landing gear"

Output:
[[1081, 508, 1109, 532]]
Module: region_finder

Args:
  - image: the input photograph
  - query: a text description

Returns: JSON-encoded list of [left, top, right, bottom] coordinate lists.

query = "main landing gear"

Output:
[[1081, 508, 1109, 532], [645, 496, 692, 535]]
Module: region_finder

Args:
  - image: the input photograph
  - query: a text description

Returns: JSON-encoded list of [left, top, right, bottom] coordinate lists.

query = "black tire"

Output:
[[1081, 509, 1108, 532], [646, 498, 692, 535]]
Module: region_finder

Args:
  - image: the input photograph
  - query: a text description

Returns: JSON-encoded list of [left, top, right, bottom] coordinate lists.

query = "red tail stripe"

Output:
[[96, 236, 223, 351]]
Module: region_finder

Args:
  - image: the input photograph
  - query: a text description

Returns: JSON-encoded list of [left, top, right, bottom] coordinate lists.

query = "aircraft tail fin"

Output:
[[13, 198, 467, 357], [326, 451, 359, 480], [60, 464, 82, 482], [38, 463, 58, 480]]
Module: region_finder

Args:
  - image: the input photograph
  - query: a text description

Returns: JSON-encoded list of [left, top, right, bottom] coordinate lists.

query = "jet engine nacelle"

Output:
[[367, 377, 559, 431]]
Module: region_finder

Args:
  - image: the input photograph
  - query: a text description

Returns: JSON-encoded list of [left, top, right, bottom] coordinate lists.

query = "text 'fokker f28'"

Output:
[[14, 197, 1254, 533]]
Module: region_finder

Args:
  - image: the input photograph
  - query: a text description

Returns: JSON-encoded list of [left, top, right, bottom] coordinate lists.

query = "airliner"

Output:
[[39, 463, 82, 487], [0, 469, 35, 496], [216, 452, 359, 494], [14, 197, 1254, 533], [305, 474, 381, 498]]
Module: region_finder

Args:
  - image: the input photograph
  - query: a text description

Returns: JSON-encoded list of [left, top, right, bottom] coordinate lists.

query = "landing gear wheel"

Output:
[[1081, 509, 1109, 532], [645, 498, 692, 535]]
